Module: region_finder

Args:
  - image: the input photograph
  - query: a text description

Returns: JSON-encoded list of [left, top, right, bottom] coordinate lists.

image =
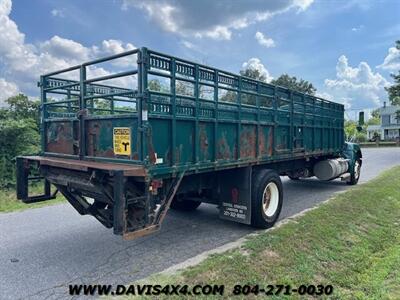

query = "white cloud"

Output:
[[0, 0, 36, 73], [255, 31, 275, 48], [377, 46, 400, 70], [315, 91, 333, 101], [241, 58, 273, 83], [0, 0, 11, 15], [181, 40, 195, 49], [293, 0, 314, 11], [97, 39, 135, 55], [351, 25, 364, 32], [94, 39, 137, 67], [324, 55, 389, 109], [40, 35, 91, 61], [0, 0, 137, 97], [0, 78, 19, 106], [51, 9, 64, 18], [197, 26, 232, 40], [122, 0, 314, 40]]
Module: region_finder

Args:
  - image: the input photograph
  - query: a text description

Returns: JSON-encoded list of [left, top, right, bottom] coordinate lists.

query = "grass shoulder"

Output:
[[0, 184, 64, 213], [137, 166, 400, 299]]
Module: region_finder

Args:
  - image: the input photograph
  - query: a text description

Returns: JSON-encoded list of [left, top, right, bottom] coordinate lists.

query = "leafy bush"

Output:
[[0, 95, 40, 188], [354, 132, 367, 143], [344, 120, 357, 141]]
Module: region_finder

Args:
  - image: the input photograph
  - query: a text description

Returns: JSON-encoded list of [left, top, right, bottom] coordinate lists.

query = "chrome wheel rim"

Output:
[[262, 182, 279, 218], [354, 160, 361, 180]]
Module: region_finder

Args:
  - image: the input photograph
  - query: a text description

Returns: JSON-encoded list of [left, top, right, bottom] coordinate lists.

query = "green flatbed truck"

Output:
[[16, 47, 362, 240]]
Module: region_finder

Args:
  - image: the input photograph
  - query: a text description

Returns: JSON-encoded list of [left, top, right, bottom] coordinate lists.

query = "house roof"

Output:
[[380, 105, 400, 115]]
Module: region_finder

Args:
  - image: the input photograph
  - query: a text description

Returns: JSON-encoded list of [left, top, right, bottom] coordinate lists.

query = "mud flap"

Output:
[[218, 166, 252, 225]]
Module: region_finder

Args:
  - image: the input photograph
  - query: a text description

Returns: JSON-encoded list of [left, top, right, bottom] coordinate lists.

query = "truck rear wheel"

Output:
[[170, 198, 201, 211], [251, 170, 283, 228]]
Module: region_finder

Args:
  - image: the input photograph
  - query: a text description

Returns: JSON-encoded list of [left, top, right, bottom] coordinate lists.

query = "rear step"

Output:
[[121, 171, 185, 240]]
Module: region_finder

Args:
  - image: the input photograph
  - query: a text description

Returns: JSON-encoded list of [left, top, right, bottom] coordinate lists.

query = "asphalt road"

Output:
[[1, 148, 399, 299]]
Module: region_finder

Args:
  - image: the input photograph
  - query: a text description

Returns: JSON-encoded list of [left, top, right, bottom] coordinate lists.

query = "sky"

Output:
[[0, 0, 399, 115]]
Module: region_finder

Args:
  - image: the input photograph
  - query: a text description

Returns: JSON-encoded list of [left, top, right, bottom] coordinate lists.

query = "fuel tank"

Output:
[[313, 158, 349, 181]]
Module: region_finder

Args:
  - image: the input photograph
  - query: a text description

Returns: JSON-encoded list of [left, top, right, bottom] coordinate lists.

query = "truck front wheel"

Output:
[[347, 159, 361, 185], [251, 170, 283, 228]]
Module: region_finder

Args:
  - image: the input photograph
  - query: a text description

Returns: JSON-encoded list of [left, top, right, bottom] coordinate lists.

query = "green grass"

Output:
[[135, 166, 400, 299], [0, 184, 64, 213]]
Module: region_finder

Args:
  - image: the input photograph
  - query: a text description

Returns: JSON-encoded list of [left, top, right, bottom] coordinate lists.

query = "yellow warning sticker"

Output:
[[113, 127, 131, 156]]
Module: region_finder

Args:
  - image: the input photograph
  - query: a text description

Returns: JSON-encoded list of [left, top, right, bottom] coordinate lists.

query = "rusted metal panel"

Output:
[[239, 125, 257, 159], [87, 120, 114, 158], [86, 117, 139, 160], [175, 120, 195, 164], [258, 125, 274, 157], [199, 122, 214, 162], [216, 123, 237, 160], [46, 121, 78, 155]]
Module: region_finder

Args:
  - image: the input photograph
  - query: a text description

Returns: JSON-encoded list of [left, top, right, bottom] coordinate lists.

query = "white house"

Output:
[[367, 104, 400, 141]]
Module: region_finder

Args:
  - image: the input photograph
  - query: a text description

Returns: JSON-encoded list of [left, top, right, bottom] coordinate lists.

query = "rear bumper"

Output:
[[18, 155, 147, 177], [16, 155, 147, 204]]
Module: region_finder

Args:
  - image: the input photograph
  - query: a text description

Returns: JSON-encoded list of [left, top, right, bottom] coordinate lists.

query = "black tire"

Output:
[[170, 198, 201, 211], [347, 159, 361, 185], [251, 169, 283, 229], [288, 175, 300, 180]]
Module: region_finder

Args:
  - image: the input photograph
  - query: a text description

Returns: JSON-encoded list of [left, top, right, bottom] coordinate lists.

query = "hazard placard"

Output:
[[113, 127, 131, 156]]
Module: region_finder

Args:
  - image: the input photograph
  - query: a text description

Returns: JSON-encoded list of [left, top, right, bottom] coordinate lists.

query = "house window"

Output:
[[390, 114, 400, 124]]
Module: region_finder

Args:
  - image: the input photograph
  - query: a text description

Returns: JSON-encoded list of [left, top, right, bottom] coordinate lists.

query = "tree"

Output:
[[219, 90, 237, 103], [270, 74, 316, 95], [344, 120, 358, 141], [5, 94, 40, 121], [385, 40, 400, 106], [366, 117, 380, 126], [176, 80, 193, 96], [396, 109, 400, 139], [92, 99, 112, 115], [239, 68, 268, 82], [366, 108, 381, 126], [344, 120, 368, 142], [371, 108, 380, 119], [0, 94, 40, 187], [148, 79, 162, 92]]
